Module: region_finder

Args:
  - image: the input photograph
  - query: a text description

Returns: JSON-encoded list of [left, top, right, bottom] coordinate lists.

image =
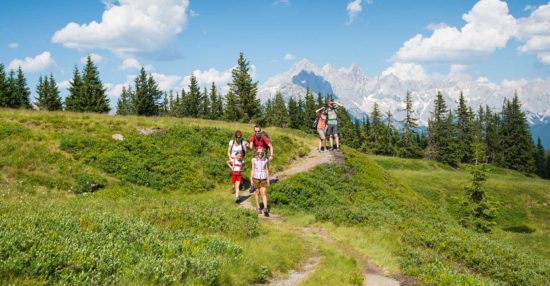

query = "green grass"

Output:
[[0, 109, 312, 285]]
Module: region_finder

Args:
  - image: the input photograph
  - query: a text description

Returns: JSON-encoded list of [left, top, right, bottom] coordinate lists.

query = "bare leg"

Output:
[[234, 181, 240, 200], [335, 135, 340, 149], [260, 187, 268, 209], [254, 188, 260, 209]]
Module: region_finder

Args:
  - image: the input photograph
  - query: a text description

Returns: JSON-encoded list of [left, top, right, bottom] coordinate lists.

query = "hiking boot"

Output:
[[263, 208, 270, 217], [256, 208, 262, 214]]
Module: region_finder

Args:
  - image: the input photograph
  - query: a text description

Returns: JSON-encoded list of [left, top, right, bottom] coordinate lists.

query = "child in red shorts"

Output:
[[227, 150, 244, 203]]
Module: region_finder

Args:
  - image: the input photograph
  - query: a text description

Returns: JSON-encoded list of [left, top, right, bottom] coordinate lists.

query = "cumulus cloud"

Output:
[[8, 51, 55, 73], [283, 53, 296, 61], [52, 0, 189, 59], [517, 3, 550, 64], [8, 42, 18, 49], [80, 53, 103, 64], [381, 62, 428, 81], [58, 80, 72, 90], [189, 9, 199, 17], [182, 67, 234, 94], [393, 0, 517, 62], [152, 73, 184, 91], [347, 0, 362, 24], [119, 58, 154, 71]]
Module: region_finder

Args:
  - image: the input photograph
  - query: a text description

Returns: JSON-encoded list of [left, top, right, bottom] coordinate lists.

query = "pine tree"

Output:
[[81, 55, 109, 113], [187, 73, 201, 117], [65, 66, 83, 112], [36, 74, 62, 111], [229, 52, 259, 122], [400, 92, 422, 158], [201, 87, 210, 118], [316, 92, 324, 107], [456, 92, 475, 163], [5, 70, 18, 108], [427, 92, 459, 167], [304, 88, 317, 129], [545, 153, 550, 179], [297, 96, 305, 130], [263, 98, 274, 126], [4, 67, 31, 109], [535, 137, 546, 178], [133, 67, 162, 116], [15, 67, 31, 109], [224, 91, 239, 121], [116, 86, 134, 115], [0, 64, 8, 107], [496, 94, 535, 173], [287, 96, 301, 129], [460, 138, 497, 233], [337, 107, 360, 149], [272, 91, 289, 127], [209, 82, 221, 119], [484, 106, 499, 163]]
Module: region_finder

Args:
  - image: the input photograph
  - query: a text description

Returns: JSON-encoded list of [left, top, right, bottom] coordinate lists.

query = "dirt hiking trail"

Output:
[[233, 147, 403, 285]]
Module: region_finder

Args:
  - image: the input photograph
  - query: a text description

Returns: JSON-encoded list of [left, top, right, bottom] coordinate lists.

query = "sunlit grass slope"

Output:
[[0, 108, 311, 285]]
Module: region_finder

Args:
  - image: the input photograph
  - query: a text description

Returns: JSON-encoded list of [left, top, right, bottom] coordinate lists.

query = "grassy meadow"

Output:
[[1, 108, 549, 285]]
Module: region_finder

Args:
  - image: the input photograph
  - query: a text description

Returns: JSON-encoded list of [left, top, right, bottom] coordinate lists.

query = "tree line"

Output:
[[1, 53, 549, 178]]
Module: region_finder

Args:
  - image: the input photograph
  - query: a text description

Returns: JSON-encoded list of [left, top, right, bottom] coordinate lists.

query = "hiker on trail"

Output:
[[228, 130, 248, 160], [315, 106, 328, 152], [251, 147, 270, 217], [326, 101, 344, 151], [249, 125, 274, 161], [227, 150, 244, 204]]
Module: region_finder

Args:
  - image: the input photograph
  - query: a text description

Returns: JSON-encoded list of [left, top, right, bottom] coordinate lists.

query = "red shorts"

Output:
[[231, 174, 242, 183]]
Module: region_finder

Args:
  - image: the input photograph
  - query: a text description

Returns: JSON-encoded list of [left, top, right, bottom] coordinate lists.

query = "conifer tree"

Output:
[[337, 107, 360, 149], [36, 74, 62, 111], [201, 87, 210, 118], [456, 92, 475, 163], [209, 82, 222, 119], [427, 92, 459, 167], [116, 86, 134, 115], [484, 106, 499, 163], [272, 91, 289, 127], [263, 98, 274, 126], [400, 92, 422, 158], [65, 66, 83, 112], [4, 67, 31, 109], [316, 92, 324, 108], [496, 94, 535, 173], [287, 96, 301, 129], [224, 91, 239, 121], [297, 96, 305, 130], [133, 67, 162, 116], [304, 88, 317, 129], [4, 70, 18, 108], [229, 52, 259, 122], [187, 74, 201, 117], [0, 64, 8, 107], [160, 92, 170, 116], [545, 153, 550, 179], [16, 67, 31, 109], [81, 55, 109, 113], [535, 137, 546, 178]]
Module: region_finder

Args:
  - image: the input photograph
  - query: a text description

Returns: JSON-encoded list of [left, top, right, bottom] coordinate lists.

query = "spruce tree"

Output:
[[5, 70, 18, 108], [287, 96, 301, 129], [4, 67, 31, 109], [427, 91, 459, 167], [497, 94, 535, 173], [160, 92, 170, 116], [484, 106, 499, 163], [263, 98, 274, 126], [201, 87, 210, 118], [224, 91, 239, 121], [81, 55, 109, 113], [116, 86, 134, 115], [272, 91, 289, 127], [535, 137, 546, 178], [337, 107, 360, 149], [545, 153, 550, 179], [65, 66, 83, 112], [209, 82, 221, 119], [187, 73, 201, 117], [456, 92, 474, 163], [36, 74, 62, 111], [229, 52, 259, 122], [316, 92, 324, 107], [304, 88, 317, 129], [400, 92, 422, 158], [15, 67, 31, 109], [133, 67, 162, 116], [0, 64, 8, 107]]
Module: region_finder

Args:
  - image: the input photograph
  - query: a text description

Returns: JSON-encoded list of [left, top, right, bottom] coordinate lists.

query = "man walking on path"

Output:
[[326, 101, 343, 151], [249, 125, 274, 161]]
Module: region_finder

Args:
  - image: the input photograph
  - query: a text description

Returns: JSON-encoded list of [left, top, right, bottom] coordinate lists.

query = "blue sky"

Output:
[[1, 0, 550, 102]]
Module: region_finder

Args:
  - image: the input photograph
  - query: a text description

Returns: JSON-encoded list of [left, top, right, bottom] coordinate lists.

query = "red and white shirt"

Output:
[[231, 158, 243, 175]]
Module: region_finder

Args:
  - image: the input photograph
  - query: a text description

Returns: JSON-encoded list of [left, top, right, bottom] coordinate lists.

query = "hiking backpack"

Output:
[[312, 116, 319, 129]]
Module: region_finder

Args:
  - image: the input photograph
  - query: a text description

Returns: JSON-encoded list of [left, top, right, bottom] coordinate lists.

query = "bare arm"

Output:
[[315, 106, 325, 113], [268, 143, 274, 161], [266, 163, 270, 186], [227, 144, 232, 159], [226, 160, 233, 170], [250, 159, 255, 181]]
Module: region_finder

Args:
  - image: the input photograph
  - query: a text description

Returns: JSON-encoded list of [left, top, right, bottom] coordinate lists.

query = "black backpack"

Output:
[[312, 116, 319, 129]]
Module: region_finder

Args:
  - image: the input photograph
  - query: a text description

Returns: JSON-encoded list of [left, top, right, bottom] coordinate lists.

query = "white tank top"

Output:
[[252, 157, 268, 180], [229, 140, 244, 158]]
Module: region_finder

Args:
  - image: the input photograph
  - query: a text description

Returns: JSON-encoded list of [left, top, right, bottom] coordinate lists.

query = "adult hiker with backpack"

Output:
[[325, 101, 343, 151], [227, 130, 248, 160], [314, 106, 328, 152], [248, 125, 274, 161]]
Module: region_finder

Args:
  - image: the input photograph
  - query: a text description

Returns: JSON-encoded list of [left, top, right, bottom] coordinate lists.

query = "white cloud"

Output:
[[393, 0, 517, 62], [347, 0, 362, 24], [119, 58, 154, 71], [152, 73, 184, 91], [381, 62, 428, 81], [8, 51, 55, 73], [8, 42, 18, 49], [425, 22, 449, 31], [501, 79, 529, 89], [182, 67, 234, 94], [524, 5, 537, 12], [283, 53, 296, 61], [80, 53, 103, 64], [273, 0, 289, 6], [517, 3, 550, 65], [52, 0, 189, 58], [189, 9, 199, 17], [58, 80, 72, 90]]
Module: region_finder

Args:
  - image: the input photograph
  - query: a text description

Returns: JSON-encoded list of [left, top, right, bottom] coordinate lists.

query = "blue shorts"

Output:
[[326, 124, 338, 136]]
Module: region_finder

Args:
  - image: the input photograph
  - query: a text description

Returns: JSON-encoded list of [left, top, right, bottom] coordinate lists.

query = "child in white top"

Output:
[[250, 147, 270, 216], [227, 151, 244, 203]]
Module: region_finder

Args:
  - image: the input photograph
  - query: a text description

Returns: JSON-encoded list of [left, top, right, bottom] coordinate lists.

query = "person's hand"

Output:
[[269, 156, 273, 161]]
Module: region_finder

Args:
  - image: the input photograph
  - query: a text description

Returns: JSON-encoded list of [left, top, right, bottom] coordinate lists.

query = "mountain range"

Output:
[[258, 59, 550, 147]]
